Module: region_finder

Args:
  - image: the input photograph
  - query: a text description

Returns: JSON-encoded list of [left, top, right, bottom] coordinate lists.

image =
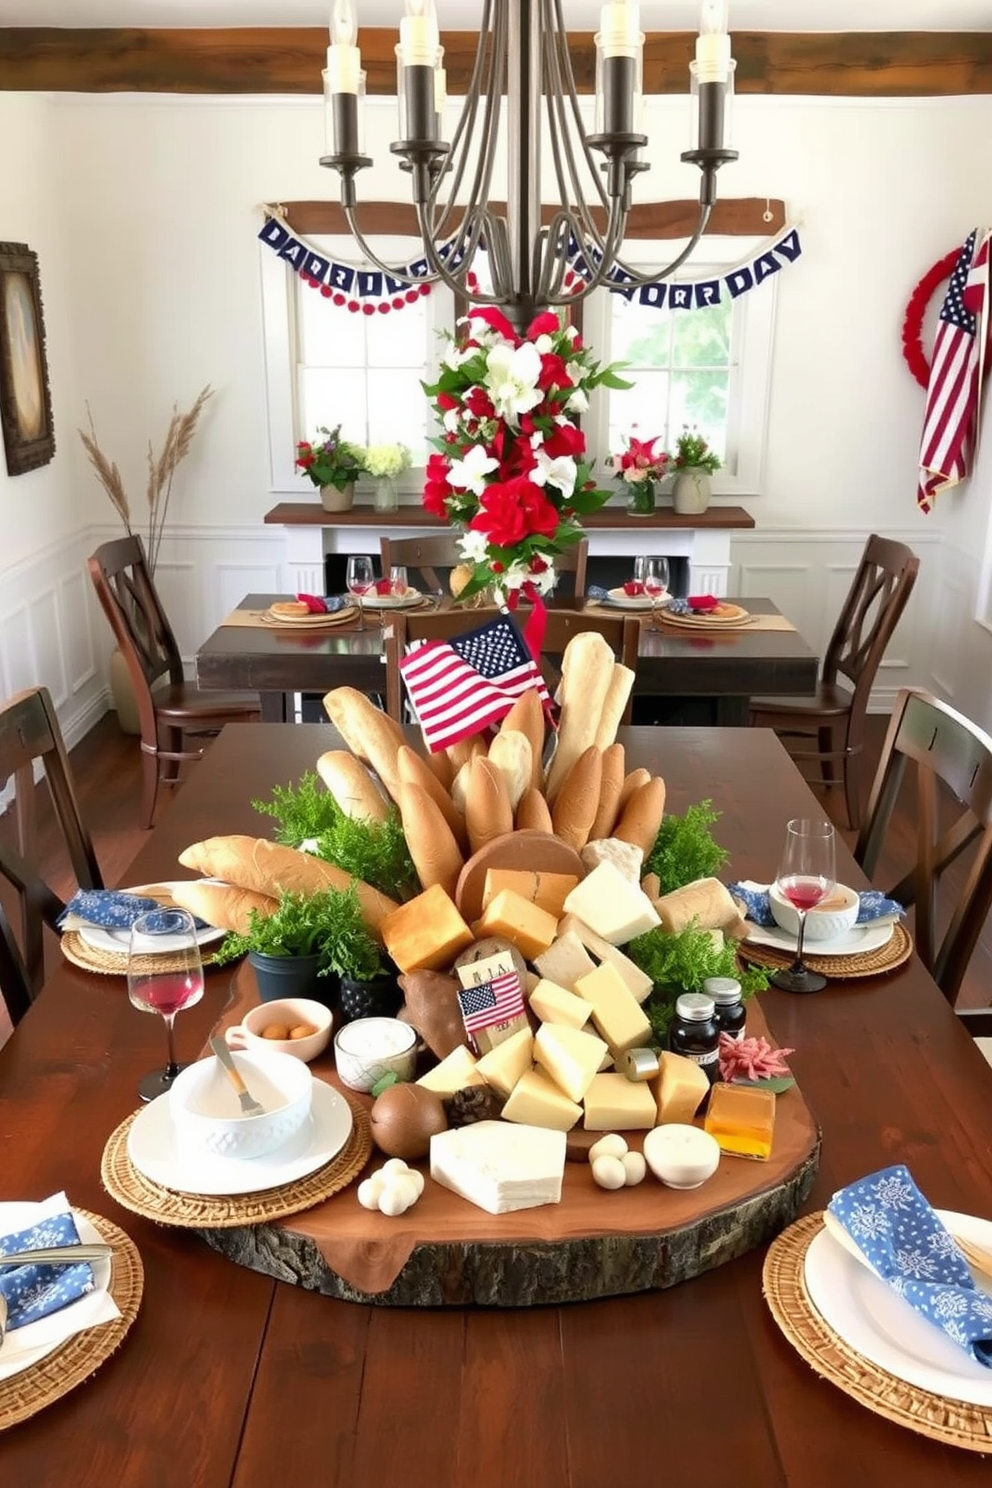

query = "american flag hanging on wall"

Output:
[[917, 227, 992, 514]]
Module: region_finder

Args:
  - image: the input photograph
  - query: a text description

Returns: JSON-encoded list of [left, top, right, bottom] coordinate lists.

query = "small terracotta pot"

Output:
[[319, 482, 355, 513]]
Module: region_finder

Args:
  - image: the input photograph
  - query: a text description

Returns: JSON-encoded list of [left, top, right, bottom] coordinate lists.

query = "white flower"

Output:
[[562, 323, 580, 343], [443, 342, 476, 371], [531, 448, 577, 498], [457, 529, 491, 564], [446, 443, 499, 495], [442, 407, 462, 434], [624, 468, 648, 485], [565, 386, 589, 414], [533, 333, 554, 354], [484, 340, 543, 426], [363, 443, 411, 478], [527, 563, 557, 596]]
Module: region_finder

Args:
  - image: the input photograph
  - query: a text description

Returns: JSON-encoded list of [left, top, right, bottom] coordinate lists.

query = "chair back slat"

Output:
[[824, 534, 920, 706]]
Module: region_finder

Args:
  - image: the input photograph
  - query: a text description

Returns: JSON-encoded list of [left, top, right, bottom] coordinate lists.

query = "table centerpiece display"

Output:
[[614, 432, 670, 517], [294, 424, 366, 512], [670, 426, 722, 516]]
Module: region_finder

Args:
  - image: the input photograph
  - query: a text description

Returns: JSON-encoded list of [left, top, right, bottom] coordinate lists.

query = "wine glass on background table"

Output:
[[769, 818, 837, 994], [642, 557, 670, 601], [346, 555, 375, 632], [127, 908, 205, 1102]]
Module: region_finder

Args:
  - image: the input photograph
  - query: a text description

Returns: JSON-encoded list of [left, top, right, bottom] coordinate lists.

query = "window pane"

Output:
[[608, 371, 670, 453], [366, 309, 427, 369], [301, 300, 366, 367], [367, 370, 430, 457], [611, 300, 672, 366], [670, 370, 729, 462], [671, 300, 732, 369], [300, 368, 367, 443]]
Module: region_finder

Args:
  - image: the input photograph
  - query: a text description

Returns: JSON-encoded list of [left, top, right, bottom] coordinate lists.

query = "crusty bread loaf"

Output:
[[487, 729, 532, 812], [613, 775, 667, 858], [316, 750, 390, 822], [177, 835, 397, 937], [321, 687, 405, 802], [593, 663, 635, 749], [617, 767, 652, 817], [464, 756, 513, 855], [590, 741, 626, 841], [499, 688, 545, 790], [397, 744, 467, 849], [169, 880, 278, 936], [551, 745, 603, 851], [640, 871, 661, 901], [424, 748, 454, 792], [447, 736, 486, 772], [654, 877, 741, 934], [450, 761, 472, 817], [515, 786, 553, 834], [399, 782, 464, 898], [545, 632, 616, 801]]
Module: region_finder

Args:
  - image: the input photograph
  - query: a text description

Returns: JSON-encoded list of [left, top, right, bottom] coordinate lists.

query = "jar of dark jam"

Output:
[[704, 976, 746, 1042], [669, 992, 720, 1081]]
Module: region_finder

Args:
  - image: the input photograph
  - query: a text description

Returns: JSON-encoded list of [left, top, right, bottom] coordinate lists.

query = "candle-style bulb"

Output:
[[699, 0, 729, 35], [330, 0, 357, 46]]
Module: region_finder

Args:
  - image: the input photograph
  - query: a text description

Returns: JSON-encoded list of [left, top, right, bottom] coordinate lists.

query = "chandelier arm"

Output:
[[542, 19, 583, 221], [428, 0, 505, 240], [549, 0, 616, 229], [540, 1, 613, 252], [413, 202, 507, 304], [606, 204, 715, 286], [339, 205, 442, 283], [537, 208, 588, 303]]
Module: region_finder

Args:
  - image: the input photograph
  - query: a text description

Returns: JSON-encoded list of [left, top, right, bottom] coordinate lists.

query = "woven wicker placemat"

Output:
[[0, 1210, 143, 1433], [763, 1211, 992, 1451], [60, 930, 224, 978], [99, 1090, 371, 1229], [738, 921, 913, 980]]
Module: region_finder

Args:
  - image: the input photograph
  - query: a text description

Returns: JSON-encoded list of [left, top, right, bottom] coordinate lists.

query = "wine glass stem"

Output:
[[163, 1012, 179, 1079], [356, 596, 364, 633], [794, 910, 809, 970]]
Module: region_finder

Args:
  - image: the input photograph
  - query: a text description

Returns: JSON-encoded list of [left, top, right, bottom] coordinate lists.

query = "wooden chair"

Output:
[[0, 685, 104, 1009], [384, 606, 639, 724], [854, 687, 992, 1012], [0, 899, 32, 1029], [379, 534, 588, 600], [749, 534, 919, 830], [88, 535, 262, 828]]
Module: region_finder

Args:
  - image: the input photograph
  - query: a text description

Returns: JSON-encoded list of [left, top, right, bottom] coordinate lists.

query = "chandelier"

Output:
[[320, 0, 737, 332]]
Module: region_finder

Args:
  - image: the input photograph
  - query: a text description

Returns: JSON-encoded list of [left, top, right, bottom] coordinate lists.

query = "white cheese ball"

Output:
[[381, 1158, 412, 1178], [404, 1169, 426, 1198], [621, 1151, 647, 1187], [378, 1173, 421, 1217], [591, 1154, 627, 1191], [357, 1176, 385, 1210], [588, 1134, 628, 1163]]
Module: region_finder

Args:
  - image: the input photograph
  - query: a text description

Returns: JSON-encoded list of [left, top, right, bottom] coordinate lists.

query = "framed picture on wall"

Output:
[[0, 241, 55, 476]]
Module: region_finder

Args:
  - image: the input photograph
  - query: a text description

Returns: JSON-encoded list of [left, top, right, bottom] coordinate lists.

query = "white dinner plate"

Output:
[[76, 882, 228, 956], [804, 1210, 992, 1406], [360, 588, 423, 610], [604, 587, 672, 610], [0, 1207, 114, 1385], [744, 918, 894, 957], [125, 1078, 352, 1196]]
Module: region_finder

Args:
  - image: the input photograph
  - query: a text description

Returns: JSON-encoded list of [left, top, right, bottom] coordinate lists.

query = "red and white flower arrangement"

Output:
[[422, 307, 628, 605]]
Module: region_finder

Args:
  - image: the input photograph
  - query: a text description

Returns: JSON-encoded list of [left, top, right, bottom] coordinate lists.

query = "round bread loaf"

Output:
[[590, 741, 626, 841], [593, 663, 635, 749], [316, 750, 390, 822], [551, 745, 603, 851], [169, 880, 278, 936], [270, 601, 310, 619], [515, 786, 553, 834], [321, 687, 405, 802], [654, 876, 740, 934], [397, 745, 467, 849], [498, 688, 545, 790], [464, 756, 513, 855], [613, 775, 667, 858], [487, 729, 532, 812], [399, 782, 464, 898], [545, 632, 616, 801]]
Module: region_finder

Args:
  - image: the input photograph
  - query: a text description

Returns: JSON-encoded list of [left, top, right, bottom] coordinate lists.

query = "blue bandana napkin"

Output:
[[0, 1210, 94, 1331], [726, 880, 902, 928], [828, 1165, 992, 1367], [59, 890, 207, 933]]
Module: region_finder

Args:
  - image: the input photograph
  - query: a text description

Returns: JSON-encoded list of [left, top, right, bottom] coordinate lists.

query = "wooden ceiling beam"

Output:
[[1, 27, 991, 97]]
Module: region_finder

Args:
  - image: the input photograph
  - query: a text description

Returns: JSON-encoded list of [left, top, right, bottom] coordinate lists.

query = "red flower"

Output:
[[436, 391, 459, 412], [469, 478, 559, 547], [543, 421, 585, 459], [468, 306, 519, 344], [526, 311, 560, 339], [538, 353, 573, 392], [423, 453, 453, 518], [529, 554, 550, 574], [464, 386, 495, 421]]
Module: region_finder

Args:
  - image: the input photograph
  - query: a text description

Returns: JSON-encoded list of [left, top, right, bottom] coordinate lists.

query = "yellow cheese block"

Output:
[[532, 930, 597, 991], [416, 1044, 486, 1097], [528, 978, 593, 1030], [557, 913, 654, 1003], [583, 1072, 658, 1131], [482, 868, 580, 920], [476, 1027, 534, 1099], [477, 889, 558, 961], [380, 884, 474, 973], [502, 1068, 582, 1131], [574, 961, 653, 1059], [703, 1083, 776, 1160], [652, 1050, 711, 1125], [534, 1022, 608, 1104]]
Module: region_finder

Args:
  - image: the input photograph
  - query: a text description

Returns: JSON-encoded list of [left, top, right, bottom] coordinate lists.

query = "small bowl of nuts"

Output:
[[225, 998, 332, 1064]]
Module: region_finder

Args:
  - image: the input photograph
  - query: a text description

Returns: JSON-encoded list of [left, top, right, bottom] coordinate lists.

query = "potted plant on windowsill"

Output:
[[669, 426, 722, 516], [295, 425, 367, 513], [614, 432, 669, 517]]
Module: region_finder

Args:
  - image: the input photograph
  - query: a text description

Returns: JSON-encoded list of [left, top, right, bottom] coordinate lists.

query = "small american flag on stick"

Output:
[[399, 613, 550, 753], [456, 972, 525, 1042]]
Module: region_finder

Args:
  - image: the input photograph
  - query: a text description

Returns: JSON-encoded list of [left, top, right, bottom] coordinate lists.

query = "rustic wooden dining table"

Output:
[[194, 595, 819, 726], [3, 721, 992, 1486]]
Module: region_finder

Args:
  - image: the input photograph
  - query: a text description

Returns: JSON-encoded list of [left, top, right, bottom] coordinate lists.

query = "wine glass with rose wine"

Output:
[[127, 908, 205, 1101], [346, 554, 375, 632], [769, 817, 837, 994]]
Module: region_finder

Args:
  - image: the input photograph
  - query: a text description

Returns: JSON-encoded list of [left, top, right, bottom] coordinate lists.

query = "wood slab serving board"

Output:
[[198, 962, 820, 1307]]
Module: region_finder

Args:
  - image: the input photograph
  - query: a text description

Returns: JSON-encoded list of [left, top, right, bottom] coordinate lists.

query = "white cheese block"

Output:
[[562, 862, 660, 946], [583, 1073, 658, 1130], [533, 1022, 609, 1104], [501, 1068, 582, 1131], [580, 838, 643, 883], [532, 930, 597, 991], [475, 1026, 534, 1099], [652, 1050, 710, 1125], [643, 1125, 721, 1189], [557, 913, 654, 1004], [574, 960, 652, 1058], [430, 1120, 566, 1214], [416, 1044, 486, 1097], [528, 977, 593, 1030]]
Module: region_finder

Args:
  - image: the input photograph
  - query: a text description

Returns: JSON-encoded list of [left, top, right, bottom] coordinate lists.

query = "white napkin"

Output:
[[0, 1192, 122, 1384]]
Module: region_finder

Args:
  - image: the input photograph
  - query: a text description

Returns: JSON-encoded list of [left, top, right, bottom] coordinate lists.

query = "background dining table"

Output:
[[4, 721, 992, 1486], [194, 594, 819, 725]]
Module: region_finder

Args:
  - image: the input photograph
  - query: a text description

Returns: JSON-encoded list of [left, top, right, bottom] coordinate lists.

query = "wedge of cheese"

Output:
[[476, 1026, 534, 1099], [652, 1050, 710, 1125], [477, 889, 558, 960], [482, 869, 579, 920], [430, 1121, 566, 1214], [583, 1072, 658, 1130], [416, 1044, 486, 1097], [563, 862, 660, 946], [533, 1022, 609, 1104], [574, 961, 652, 1058], [532, 930, 597, 991], [502, 1068, 582, 1131], [528, 977, 594, 1030], [380, 884, 474, 973], [556, 914, 653, 1004]]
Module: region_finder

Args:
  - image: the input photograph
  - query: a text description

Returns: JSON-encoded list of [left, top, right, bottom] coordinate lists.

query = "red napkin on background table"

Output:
[[687, 594, 719, 612], [297, 593, 329, 614]]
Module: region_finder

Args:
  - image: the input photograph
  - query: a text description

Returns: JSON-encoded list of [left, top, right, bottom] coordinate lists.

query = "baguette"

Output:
[[545, 632, 615, 802], [590, 742, 626, 841], [424, 748, 454, 792], [464, 756, 513, 855], [613, 776, 667, 859], [169, 880, 278, 936], [551, 746, 603, 851], [593, 663, 635, 749], [654, 877, 741, 934], [316, 750, 390, 822], [177, 835, 398, 937], [617, 767, 651, 817], [447, 736, 486, 772], [397, 744, 467, 849], [515, 787, 553, 834], [399, 783, 464, 898], [498, 688, 545, 789], [450, 761, 472, 817], [322, 687, 405, 802], [487, 729, 532, 812]]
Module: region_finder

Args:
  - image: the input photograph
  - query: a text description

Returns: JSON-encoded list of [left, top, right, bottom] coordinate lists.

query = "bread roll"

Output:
[[316, 750, 390, 822], [322, 687, 405, 802], [487, 730, 532, 812], [399, 783, 464, 898], [270, 601, 310, 619], [617, 767, 651, 816], [590, 742, 625, 841], [499, 688, 545, 789], [177, 836, 397, 937], [169, 880, 278, 936], [613, 776, 667, 858], [464, 756, 513, 855], [450, 761, 472, 816], [551, 746, 603, 851], [654, 876, 741, 935], [515, 787, 553, 834], [424, 748, 454, 792], [640, 871, 661, 901], [545, 632, 615, 801], [397, 744, 467, 849], [447, 736, 485, 772], [594, 663, 635, 749]]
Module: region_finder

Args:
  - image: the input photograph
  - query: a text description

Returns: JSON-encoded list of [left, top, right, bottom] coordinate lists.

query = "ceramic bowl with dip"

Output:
[[225, 998, 332, 1064], [334, 1017, 417, 1093], [170, 1048, 313, 1160], [768, 881, 860, 941]]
